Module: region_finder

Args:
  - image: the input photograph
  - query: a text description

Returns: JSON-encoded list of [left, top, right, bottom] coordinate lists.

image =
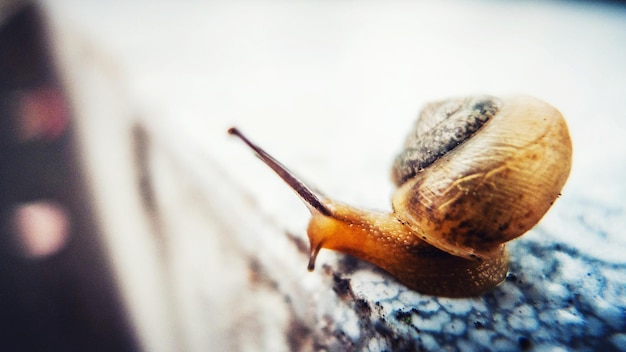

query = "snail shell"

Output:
[[392, 95, 572, 260], [228, 95, 572, 297]]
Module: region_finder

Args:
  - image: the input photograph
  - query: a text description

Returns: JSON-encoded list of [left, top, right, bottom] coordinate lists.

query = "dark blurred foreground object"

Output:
[[0, 3, 138, 351]]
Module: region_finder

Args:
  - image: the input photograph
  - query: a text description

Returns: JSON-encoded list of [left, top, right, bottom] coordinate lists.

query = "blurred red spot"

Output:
[[17, 87, 69, 142]]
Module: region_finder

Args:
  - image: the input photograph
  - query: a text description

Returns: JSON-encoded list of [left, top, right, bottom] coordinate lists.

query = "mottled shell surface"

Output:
[[391, 95, 572, 260]]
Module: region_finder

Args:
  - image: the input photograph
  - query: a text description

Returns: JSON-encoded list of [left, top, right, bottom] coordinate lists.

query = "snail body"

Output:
[[228, 95, 572, 297]]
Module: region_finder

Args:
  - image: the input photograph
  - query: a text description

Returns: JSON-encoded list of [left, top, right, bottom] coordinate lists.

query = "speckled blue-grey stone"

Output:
[[303, 197, 626, 352]]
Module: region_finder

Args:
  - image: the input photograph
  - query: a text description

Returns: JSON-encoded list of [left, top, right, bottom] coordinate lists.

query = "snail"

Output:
[[228, 95, 572, 297]]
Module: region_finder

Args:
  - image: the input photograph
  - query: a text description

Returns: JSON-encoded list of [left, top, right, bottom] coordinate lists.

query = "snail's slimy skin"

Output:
[[306, 199, 509, 297]]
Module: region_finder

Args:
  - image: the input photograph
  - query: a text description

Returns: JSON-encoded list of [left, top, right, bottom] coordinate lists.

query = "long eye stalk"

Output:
[[228, 127, 332, 217]]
